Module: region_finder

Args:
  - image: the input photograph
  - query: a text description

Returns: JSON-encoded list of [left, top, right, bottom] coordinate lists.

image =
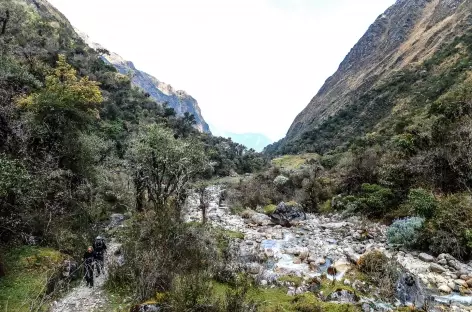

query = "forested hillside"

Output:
[[0, 1, 265, 307]]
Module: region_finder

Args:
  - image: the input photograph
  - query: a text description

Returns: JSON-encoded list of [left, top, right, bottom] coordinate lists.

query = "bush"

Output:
[[358, 251, 401, 299], [356, 184, 395, 217], [424, 194, 472, 258], [263, 204, 277, 215], [405, 188, 438, 219], [387, 217, 424, 247]]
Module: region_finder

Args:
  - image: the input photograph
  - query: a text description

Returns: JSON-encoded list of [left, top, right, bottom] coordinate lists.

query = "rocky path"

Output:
[[50, 240, 121, 312], [185, 186, 472, 311], [50, 214, 126, 312]]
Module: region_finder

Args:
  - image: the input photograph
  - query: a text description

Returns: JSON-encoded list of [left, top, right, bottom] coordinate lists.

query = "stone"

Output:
[[430, 263, 447, 273], [327, 289, 358, 303], [269, 202, 306, 227], [287, 287, 296, 296], [345, 250, 361, 264], [466, 278, 472, 288], [251, 213, 272, 226], [438, 285, 453, 294], [454, 279, 468, 287], [418, 253, 435, 262], [438, 259, 448, 266], [109, 213, 127, 227], [246, 263, 261, 275], [396, 273, 426, 309]]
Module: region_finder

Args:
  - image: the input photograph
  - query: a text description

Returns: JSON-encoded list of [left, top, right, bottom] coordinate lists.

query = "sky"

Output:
[[48, 0, 395, 142]]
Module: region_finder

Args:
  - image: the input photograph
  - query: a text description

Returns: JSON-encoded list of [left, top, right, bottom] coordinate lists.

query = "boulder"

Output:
[[327, 289, 358, 303], [62, 260, 79, 279], [269, 202, 306, 227], [251, 213, 272, 226], [396, 273, 426, 309], [246, 263, 262, 275], [418, 253, 435, 263], [110, 213, 127, 227], [438, 284, 452, 294], [430, 263, 447, 274]]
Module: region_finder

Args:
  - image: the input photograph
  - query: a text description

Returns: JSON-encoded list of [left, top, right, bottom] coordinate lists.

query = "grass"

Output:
[[0, 246, 65, 312], [272, 154, 320, 170], [212, 281, 361, 312]]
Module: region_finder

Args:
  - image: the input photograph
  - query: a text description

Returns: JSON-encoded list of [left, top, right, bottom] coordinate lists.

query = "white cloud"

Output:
[[48, 0, 395, 141]]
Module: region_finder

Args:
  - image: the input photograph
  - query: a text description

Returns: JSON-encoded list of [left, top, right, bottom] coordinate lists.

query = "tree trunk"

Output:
[[1, 10, 9, 35], [202, 205, 207, 224], [0, 260, 5, 277]]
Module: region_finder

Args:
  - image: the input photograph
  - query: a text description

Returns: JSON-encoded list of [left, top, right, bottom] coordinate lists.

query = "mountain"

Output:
[[78, 32, 211, 133], [209, 128, 273, 152], [265, 0, 472, 155]]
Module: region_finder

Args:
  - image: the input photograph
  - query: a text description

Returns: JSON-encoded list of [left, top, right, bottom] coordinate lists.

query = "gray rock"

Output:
[[269, 202, 306, 227], [251, 213, 272, 226], [396, 273, 426, 309], [438, 284, 452, 294], [430, 263, 447, 273], [418, 253, 435, 262], [246, 263, 262, 275]]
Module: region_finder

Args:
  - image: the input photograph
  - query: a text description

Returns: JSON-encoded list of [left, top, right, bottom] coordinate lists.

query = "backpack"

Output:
[[95, 238, 104, 249]]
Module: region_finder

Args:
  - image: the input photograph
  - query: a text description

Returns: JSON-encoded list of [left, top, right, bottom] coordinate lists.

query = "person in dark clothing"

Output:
[[83, 246, 95, 287], [93, 236, 107, 276]]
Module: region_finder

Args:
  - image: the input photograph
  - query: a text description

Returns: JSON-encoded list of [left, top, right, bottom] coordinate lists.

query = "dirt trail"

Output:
[[50, 240, 121, 312]]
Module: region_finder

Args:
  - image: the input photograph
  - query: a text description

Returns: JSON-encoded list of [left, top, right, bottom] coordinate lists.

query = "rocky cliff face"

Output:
[[79, 32, 211, 133], [267, 0, 472, 154]]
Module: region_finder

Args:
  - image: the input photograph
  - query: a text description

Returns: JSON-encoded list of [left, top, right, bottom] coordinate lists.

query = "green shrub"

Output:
[[424, 194, 472, 258], [356, 184, 395, 217], [405, 188, 438, 219], [387, 217, 424, 247], [263, 204, 277, 215]]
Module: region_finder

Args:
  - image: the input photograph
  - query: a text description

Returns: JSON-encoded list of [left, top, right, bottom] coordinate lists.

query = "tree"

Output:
[[17, 54, 103, 129], [127, 124, 208, 212], [194, 182, 211, 224]]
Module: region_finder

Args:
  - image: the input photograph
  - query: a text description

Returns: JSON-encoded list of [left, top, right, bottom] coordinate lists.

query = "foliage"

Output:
[[404, 188, 438, 219], [17, 54, 102, 125], [387, 217, 424, 247], [423, 194, 472, 258], [351, 184, 395, 217], [263, 204, 277, 215], [127, 124, 208, 211]]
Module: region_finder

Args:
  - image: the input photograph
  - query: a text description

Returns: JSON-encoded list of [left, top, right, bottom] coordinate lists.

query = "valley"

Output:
[[3, 0, 472, 311]]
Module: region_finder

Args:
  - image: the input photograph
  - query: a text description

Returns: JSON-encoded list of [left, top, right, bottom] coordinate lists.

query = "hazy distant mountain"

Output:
[[211, 128, 273, 152]]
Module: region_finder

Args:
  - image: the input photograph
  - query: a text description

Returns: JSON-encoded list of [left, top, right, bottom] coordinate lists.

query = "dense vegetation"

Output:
[[0, 1, 267, 310]]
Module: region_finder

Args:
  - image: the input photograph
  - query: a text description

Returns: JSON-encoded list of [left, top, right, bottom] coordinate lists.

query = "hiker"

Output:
[[93, 236, 107, 276], [83, 246, 95, 287]]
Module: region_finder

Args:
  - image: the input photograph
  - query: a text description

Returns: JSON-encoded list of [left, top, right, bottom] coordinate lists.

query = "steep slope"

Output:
[[79, 32, 210, 133], [266, 0, 472, 155]]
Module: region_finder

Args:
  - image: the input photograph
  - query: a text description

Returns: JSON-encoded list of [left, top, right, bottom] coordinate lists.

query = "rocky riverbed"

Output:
[[185, 186, 472, 311]]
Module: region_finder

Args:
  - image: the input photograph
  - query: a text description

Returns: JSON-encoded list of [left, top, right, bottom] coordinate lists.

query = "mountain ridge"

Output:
[[78, 31, 211, 133], [266, 0, 472, 154]]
